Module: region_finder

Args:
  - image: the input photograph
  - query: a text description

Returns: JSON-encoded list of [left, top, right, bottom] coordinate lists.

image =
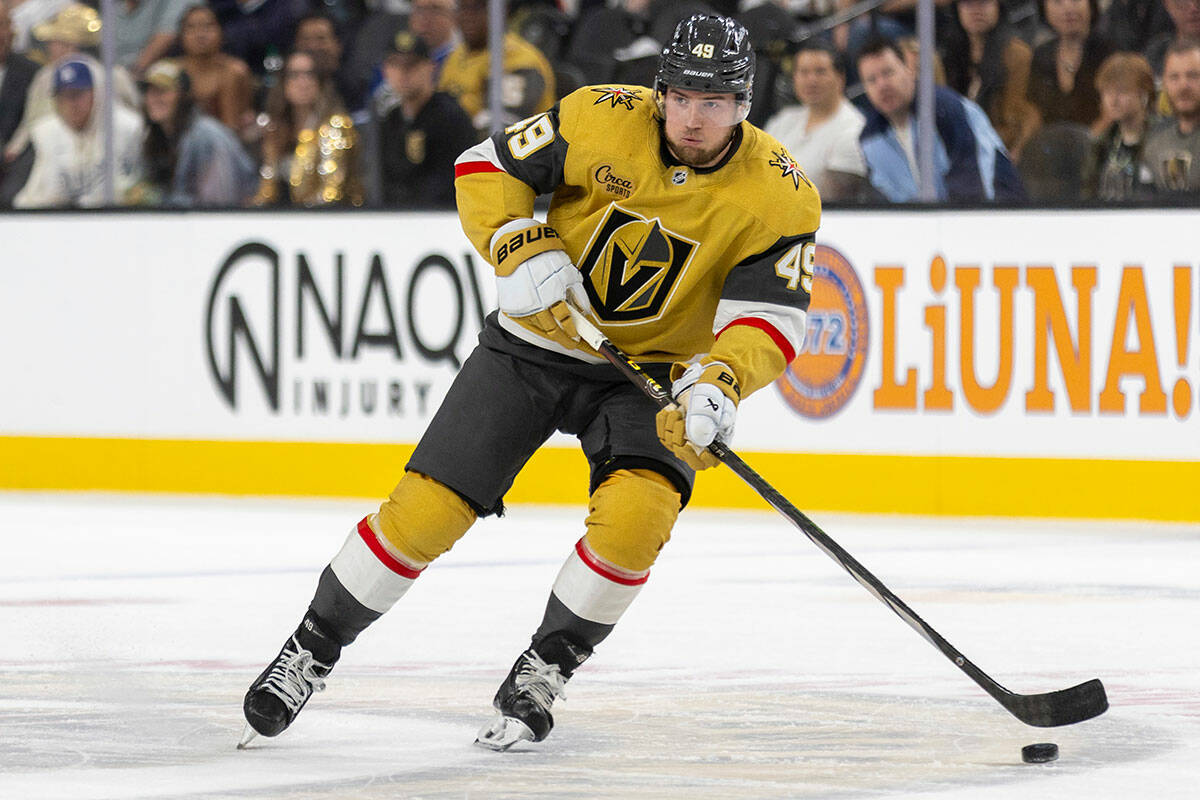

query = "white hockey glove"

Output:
[[490, 218, 597, 353], [655, 360, 740, 471]]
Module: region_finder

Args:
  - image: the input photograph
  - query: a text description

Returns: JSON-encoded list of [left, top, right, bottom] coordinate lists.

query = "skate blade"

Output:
[[474, 714, 535, 751], [236, 724, 259, 750]]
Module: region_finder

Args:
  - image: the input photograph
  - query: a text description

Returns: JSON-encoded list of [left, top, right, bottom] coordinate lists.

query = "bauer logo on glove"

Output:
[[492, 224, 559, 270], [489, 218, 600, 355]]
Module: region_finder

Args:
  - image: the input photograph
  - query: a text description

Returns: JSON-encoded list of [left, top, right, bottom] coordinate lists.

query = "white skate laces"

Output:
[[514, 651, 568, 711], [260, 636, 329, 714]]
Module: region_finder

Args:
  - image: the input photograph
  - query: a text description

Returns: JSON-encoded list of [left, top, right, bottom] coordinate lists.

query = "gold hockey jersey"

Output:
[[454, 84, 821, 394], [438, 33, 556, 136]]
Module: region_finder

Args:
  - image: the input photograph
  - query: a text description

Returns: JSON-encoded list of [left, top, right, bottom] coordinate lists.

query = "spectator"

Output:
[[6, 0, 72, 54], [340, 2, 409, 108], [856, 36, 1025, 201], [831, 0, 933, 77], [5, 4, 139, 161], [509, 0, 574, 68], [897, 35, 946, 85], [1, 0, 38, 155], [177, 5, 253, 136], [114, 0, 193, 77], [410, 0, 461, 80], [210, 0, 308, 77], [137, 59, 256, 206], [1082, 52, 1157, 198], [439, 0, 555, 137], [764, 40, 869, 200], [375, 31, 475, 207], [892, 34, 945, 85], [252, 49, 363, 207], [1142, 38, 1200, 195], [738, 0, 797, 126], [941, 0, 1039, 160], [294, 12, 368, 116], [1097, 0, 1173, 53], [1146, 0, 1200, 75], [566, 0, 660, 86], [14, 59, 144, 207], [1027, 0, 1114, 131]]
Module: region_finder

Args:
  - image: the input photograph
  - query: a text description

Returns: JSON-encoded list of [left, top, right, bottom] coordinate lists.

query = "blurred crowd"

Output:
[[0, 0, 1196, 208]]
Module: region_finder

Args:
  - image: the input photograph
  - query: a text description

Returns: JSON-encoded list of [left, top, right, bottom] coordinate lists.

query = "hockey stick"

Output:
[[565, 302, 1107, 728]]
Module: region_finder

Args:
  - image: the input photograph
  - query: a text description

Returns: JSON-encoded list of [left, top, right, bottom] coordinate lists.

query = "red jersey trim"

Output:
[[717, 317, 796, 364], [455, 161, 504, 178]]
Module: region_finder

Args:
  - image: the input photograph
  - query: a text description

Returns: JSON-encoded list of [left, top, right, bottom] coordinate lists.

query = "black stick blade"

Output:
[[1005, 679, 1108, 727]]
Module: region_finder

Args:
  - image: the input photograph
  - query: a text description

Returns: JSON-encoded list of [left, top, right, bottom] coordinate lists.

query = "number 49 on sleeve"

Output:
[[505, 114, 554, 160], [775, 242, 815, 293]]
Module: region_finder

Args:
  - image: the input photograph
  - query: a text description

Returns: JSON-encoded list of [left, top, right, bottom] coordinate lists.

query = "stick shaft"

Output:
[[565, 302, 1107, 727]]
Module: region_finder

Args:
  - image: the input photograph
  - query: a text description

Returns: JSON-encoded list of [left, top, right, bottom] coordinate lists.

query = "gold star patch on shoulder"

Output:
[[591, 86, 643, 110], [768, 148, 812, 190]]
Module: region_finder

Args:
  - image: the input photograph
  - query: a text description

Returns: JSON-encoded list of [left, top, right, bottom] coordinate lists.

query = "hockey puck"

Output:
[[1021, 743, 1059, 763]]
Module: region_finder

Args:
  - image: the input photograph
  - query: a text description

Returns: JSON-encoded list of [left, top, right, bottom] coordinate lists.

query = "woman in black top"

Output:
[[941, 0, 1039, 158], [1027, 0, 1114, 130]]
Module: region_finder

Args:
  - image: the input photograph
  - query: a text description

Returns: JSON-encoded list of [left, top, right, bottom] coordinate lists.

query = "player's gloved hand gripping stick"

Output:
[[656, 361, 740, 471], [565, 299, 1108, 729], [491, 218, 599, 354]]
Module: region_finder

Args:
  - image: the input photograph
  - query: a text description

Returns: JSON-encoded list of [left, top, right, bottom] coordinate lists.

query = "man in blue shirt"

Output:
[[856, 36, 1025, 202]]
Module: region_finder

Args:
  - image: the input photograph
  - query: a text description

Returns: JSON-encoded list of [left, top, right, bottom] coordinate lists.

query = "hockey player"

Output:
[[240, 13, 821, 752]]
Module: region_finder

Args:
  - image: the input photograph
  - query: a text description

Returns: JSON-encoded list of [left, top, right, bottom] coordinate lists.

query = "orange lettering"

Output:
[[1025, 266, 1096, 413], [873, 266, 917, 409], [1099, 266, 1167, 414], [923, 256, 952, 410], [956, 266, 1018, 414]]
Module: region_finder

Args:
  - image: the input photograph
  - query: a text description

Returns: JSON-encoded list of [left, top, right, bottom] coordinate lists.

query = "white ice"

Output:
[[1, 491, 1197, 799]]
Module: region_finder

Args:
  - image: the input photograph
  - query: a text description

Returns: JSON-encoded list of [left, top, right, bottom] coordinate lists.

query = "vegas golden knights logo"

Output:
[[577, 204, 698, 322]]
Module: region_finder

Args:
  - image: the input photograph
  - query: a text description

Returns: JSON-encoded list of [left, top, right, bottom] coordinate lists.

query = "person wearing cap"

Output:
[[13, 58, 144, 207], [3, 4, 139, 163], [137, 59, 256, 206], [373, 30, 475, 207]]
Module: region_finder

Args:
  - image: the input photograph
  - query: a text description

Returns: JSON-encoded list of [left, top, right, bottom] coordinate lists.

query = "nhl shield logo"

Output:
[[671, 168, 688, 185]]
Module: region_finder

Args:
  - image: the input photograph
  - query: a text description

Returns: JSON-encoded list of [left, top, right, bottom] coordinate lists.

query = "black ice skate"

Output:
[[475, 634, 591, 751], [238, 613, 340, 749]]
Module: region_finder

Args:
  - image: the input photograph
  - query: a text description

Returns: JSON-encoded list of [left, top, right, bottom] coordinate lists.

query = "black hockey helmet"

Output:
[[655, 14, 755, 123]]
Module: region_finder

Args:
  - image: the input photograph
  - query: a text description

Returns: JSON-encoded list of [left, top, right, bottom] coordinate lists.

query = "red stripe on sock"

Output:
[[357, 517, 422, 580], [574, 539, 649, 586], [454, 161, 503, 178]]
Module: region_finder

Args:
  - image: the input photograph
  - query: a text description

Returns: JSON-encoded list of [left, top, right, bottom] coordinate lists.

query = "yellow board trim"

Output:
[[1, 436, 1197, 521]]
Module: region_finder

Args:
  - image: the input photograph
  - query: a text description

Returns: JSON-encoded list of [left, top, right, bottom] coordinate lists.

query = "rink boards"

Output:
[[1, 208, 1197, 520]]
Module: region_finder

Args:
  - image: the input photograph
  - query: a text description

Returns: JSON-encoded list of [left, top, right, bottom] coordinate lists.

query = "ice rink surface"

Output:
[[1, 491, 1197, 800]]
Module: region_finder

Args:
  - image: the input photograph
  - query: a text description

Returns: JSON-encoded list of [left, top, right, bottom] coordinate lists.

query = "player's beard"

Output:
[[667, 129, 736, 168]]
